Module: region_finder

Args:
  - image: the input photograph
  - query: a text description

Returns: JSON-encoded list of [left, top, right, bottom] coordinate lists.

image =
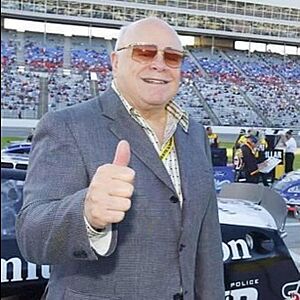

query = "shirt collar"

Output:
[[111, 80, 189, 133]]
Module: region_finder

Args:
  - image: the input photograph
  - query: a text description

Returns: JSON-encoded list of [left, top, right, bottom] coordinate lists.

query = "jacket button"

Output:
[[179, 244, 186, 252], [73, 250, 88, 258], [170, 195, 179, 203], [173, 293, 183, 300]]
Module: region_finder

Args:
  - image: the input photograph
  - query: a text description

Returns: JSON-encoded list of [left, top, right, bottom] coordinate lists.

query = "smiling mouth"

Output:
[[142, 78, 169, 84]]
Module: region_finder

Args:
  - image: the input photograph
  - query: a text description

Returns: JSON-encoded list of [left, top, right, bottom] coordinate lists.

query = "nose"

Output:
[[150, 50, 166, 71]]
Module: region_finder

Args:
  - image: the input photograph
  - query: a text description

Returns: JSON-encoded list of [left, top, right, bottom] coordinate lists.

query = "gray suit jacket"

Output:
[[16, 88, 224, 300]]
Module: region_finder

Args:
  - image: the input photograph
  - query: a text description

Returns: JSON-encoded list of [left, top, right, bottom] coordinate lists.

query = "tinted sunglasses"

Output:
[[116, 43, 185, 68]]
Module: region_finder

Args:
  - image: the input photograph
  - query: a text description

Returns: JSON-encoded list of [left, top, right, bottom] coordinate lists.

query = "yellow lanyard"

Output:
[[159, 136, 175, 160]]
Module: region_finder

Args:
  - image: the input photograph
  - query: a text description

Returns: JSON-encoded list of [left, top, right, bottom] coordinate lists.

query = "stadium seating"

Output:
[[1, 29, 299, 128]]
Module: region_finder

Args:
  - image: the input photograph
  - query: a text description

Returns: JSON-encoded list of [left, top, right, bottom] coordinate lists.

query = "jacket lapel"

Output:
[[100, 88, 176, 195], [175, 123, 213, 227]]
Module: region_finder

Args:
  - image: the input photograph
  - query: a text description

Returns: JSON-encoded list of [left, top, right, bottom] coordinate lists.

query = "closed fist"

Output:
[[84, 140, 135, 229]]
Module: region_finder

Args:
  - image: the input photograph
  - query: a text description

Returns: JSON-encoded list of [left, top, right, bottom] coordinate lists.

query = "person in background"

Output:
[[256, 131, 269, 186], [16, 17, 224, 300], [206, 126, 219, 148], [26, 128, 35, 142], [232, 128, 246, 167], [233, 128, 247, 154], [282, 130, 297, 173], [241, 135, 260, 184]]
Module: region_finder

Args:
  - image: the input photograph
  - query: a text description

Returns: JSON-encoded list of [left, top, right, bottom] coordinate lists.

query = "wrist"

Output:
[[84, 215, 106, 237]]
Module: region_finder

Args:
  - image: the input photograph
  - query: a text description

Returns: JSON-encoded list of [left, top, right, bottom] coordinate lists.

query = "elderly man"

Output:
[[16, 17, 224, 299]]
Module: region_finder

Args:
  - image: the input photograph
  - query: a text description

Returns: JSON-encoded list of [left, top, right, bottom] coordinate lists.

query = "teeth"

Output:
[[143, 79, 167, 84]]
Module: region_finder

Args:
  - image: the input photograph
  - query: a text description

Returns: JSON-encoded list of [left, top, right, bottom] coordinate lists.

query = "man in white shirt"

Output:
[[282, 130, 297, 173]]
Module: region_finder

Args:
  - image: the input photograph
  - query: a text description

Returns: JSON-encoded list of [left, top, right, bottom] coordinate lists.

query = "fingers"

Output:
[[105, 211, 126, 224], [113, 140, 131, 167], [96, 210, 126, 226], [85, 195, 131, 227], [106, 196, 132, 212], [94, 164, 135, 183], [108, 180, 134, 198]]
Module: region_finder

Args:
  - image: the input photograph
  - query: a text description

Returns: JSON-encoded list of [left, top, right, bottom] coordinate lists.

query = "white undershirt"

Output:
[[285, 137, 297, 154]]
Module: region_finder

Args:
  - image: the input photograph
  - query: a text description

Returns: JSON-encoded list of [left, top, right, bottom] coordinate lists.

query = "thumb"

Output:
[[112, 140, 131, 166]]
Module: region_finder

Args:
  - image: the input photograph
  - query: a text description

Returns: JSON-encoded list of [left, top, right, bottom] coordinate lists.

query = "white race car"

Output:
[[1, 170, 299, 299]]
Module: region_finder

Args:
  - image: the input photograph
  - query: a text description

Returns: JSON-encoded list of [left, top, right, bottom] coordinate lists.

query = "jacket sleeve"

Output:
[[203, 127, 213, 167], [194, 188, 225, 299], [16, 111, 101, 265], [195, 126, 225, 299]]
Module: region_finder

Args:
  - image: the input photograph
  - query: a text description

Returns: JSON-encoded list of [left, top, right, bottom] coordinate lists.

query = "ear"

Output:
[[111, 52, 118, 73]]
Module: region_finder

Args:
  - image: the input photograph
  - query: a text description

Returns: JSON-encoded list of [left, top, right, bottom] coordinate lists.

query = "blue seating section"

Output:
[[1, 31, 299, 128]]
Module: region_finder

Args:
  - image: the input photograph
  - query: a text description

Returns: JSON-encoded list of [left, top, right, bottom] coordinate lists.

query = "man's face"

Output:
[[111, 20, 183, 113]]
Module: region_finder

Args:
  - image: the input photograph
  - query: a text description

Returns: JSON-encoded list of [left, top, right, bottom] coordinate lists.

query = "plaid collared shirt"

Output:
[[112, 81, 189, 206]]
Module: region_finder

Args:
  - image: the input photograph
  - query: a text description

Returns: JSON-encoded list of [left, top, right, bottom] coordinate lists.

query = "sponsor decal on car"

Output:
[[226, 278, 259, 299], [213, 166, 235, 192], [229, 279, 259, 289], [225, 287, 258, 300], [222, 238, 252, 262], [282, 280, 300, 300], [215, 179, 232, 192], [1, 257, 50, 283]]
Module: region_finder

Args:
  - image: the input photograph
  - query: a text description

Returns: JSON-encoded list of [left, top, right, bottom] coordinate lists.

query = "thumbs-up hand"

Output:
[[84, 140, 135, 230]]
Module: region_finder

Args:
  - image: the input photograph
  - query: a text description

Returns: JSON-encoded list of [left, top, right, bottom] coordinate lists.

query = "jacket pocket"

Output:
[[64, 288, 120, 300]]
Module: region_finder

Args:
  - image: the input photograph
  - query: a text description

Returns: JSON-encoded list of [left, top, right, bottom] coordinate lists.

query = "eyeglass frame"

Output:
[[116, 43, 186, 68]]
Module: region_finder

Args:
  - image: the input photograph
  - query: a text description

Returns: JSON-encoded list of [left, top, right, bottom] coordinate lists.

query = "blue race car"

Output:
[[273, 171, 300, 219], [1, 142, 32, 155]]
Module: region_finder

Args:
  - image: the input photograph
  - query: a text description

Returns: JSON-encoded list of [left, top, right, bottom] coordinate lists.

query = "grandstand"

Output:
[[1, 0, 300, 129]]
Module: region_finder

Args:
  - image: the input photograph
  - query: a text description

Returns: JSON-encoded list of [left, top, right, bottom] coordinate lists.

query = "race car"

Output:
[[219, 182, 300, 299], [1, 168, 300, 299], [1, 153, 29, 170], [1, 142, 32, 155], [272, 171, 300, 219]]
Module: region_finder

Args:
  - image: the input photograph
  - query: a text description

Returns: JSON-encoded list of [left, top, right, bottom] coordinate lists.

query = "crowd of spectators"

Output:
[[191, 48, 245, 84], [1, 68, 40, 119], [189, 47, 299, 127], [176, 80, 211, 126], [181, 55, 204, 81], [25, 41, 64, 71], [47, 73, 93, 111], [1, 30, 299, 128], [225, 49, 283, 85], [242, 83, 299, 128], [1, 31, 113, 118], [1, 31, 17, 69], [256, 52, 300, 84], [195, 80, 264, 126], [23, 32, 64, 71]]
